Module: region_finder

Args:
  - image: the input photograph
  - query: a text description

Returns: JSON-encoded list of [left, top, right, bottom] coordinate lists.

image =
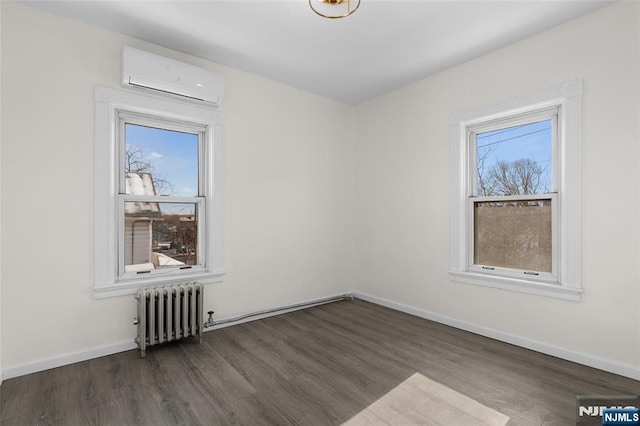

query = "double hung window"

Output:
[[449, 81, 582, 300], [120, 115, 204, 276], [469, 109, 557, 282]]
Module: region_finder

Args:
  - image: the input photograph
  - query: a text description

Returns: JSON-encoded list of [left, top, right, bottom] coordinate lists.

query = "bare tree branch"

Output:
[[479, 158, 549, 196], [125, 144, 174, 195], [476, 144, 497, 196]]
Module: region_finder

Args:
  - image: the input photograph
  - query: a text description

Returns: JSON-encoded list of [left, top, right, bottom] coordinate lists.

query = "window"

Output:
[[470, 111, 557, 281], [95, 86, 224, 298], [449, 81, 582, 300]]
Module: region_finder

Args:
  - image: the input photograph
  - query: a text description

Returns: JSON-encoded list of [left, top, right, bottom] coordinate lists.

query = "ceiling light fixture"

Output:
[[309, 0, 360, 19]]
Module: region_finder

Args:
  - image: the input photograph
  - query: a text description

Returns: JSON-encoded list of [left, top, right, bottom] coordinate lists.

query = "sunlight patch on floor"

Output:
[[342, 373, 510, 426]]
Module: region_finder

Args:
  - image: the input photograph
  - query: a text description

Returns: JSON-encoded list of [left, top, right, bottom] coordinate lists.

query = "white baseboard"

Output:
[[2, 340, 137, 381], [354, 291, 640, 381]]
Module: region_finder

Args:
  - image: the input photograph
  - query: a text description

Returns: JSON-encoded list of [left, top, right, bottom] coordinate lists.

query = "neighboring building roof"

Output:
[[126, 172, 156, 196], [152, 252, 185, 268], [124, 172, 163, 219]]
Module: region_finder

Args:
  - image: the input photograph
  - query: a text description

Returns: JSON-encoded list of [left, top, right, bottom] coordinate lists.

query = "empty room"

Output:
[[0, 0, 639, 425]]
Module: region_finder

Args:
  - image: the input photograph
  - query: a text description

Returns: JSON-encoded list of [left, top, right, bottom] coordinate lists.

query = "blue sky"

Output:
[[476, 119, 552, 193], [126, 124, 198, 215], [125, 124, 199, 197]]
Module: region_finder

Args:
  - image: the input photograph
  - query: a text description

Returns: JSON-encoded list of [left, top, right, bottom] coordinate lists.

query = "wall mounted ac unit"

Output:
[[121, 46, 224, 106]]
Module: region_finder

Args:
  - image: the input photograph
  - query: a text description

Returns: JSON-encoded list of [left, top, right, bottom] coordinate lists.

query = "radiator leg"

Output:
[[135, 336, 146, 358]]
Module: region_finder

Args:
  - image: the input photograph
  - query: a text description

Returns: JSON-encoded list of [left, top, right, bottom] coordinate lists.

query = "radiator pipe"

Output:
[[204, 293, 354, 329]]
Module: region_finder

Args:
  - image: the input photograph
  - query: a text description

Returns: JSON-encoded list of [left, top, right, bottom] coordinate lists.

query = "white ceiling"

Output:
[[23, 0, 614, 104]]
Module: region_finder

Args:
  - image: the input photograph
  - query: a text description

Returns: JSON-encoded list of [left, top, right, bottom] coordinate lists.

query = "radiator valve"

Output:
[[204, 310, 216, 328]]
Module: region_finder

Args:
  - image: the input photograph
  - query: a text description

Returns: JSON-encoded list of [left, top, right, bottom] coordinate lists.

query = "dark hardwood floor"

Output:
[[1, 299, 638, 425]]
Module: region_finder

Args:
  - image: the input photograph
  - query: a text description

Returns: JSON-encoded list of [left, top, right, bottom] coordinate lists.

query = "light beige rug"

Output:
[[343, 373, 510, 426]]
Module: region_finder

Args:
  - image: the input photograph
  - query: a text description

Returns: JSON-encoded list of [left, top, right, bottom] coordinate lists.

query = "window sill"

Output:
[[449, 270, 582, 301], [94, 269, 225, 299]]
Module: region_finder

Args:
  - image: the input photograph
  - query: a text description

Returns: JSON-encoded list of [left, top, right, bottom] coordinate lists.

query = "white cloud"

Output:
[[150, 151, 163, 159]]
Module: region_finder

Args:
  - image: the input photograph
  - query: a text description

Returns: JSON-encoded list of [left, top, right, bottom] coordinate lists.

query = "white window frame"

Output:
[[467, 108, 558, 283], [118, 113, 207, 280], [95, 86, 224, 298], [449, 80, 582, 301]]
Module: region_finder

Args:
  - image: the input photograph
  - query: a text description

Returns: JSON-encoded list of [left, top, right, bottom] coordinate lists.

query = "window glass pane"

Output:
[[474, 199, 552, 273], [124, 124, 198, 197], [476, 120, 552, 196], [124, 202, 198, 272]]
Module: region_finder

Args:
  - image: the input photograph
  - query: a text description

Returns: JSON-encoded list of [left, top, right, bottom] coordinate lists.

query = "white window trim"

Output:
[[94, 86, 224, 298], [449, 80, 582, 301]]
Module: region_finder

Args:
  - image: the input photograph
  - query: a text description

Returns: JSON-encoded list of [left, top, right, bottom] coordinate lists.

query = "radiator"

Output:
[[135, 283, 204, 358]]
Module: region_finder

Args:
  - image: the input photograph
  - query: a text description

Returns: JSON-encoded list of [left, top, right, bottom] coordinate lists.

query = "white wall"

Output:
[[355, 1, 640, 376], [0, 3, 355, 374]]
